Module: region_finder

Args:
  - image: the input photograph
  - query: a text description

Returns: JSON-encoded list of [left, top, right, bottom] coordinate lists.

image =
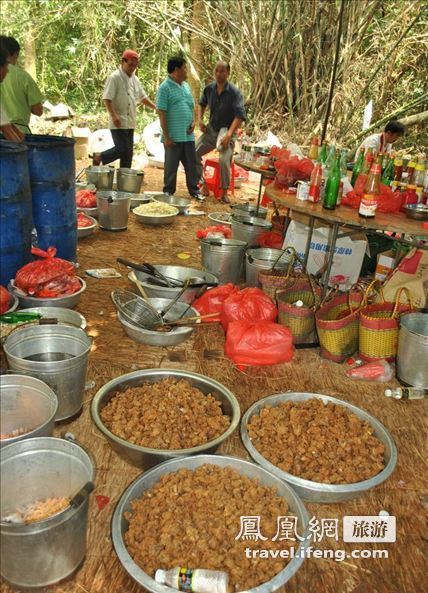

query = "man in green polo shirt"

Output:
[[0, 36, 43, 133], [156, 56, 201, 200]]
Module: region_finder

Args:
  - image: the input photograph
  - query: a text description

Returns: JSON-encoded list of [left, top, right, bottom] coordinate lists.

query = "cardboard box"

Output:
[[283, 220, 368, 289], [71, 127, 90, 159], [375, 250, 395, 282]]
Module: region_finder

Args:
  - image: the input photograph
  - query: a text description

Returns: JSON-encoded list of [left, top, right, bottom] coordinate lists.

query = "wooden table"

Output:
[[265, 184, 428, 295], [234, 158, 276, 211]]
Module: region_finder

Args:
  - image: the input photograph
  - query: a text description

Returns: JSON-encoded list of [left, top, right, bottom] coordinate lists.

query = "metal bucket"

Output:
[[0, 140, 32, 285], [3, 324, 91, 421], [231, 203, 268, 219], [0, 375, 58, 447], [397, 312, 428, 388], [245, 248, 291, 287], [85, 165, 114, 190], [97, 190, 132, 231], [117, 168, 144, 193], [201, 237, 247, 284], [231, 214, 272, 247], [0, 436, 94, 590]]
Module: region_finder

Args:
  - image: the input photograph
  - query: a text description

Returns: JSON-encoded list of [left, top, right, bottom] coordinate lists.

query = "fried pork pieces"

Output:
[[125, 465, 297, 590], [248, 399, 385, 484], [100, 378, 230, 449]]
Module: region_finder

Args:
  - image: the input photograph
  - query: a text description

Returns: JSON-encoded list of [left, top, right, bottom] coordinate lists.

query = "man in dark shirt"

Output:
[[196, 61, 246, 203]]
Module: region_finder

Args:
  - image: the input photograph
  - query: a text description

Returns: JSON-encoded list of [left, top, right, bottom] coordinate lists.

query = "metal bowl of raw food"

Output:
[[404, 204, 428, 221], [129, 193, 153, 209], [111, 454, 310, 592], [153, 194, 190, 214], [7, 278, 86, 310], [232, 203, 268, 219], [133, 204, 179, 226], [19, 307, 87, 329], [77, 206, 98, 218], [207, 211, 233, 226], [241, 392, 397, 503], [77, 214, 98, 238], [0, 375, 58, 447], [91, 368, 241, 469], [128, 265, 218, 304], [117, 298, 198, 347]]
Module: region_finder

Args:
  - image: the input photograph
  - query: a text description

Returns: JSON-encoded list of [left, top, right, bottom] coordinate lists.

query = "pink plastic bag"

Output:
[[225, 321, 294, 367], [221, 287, 277, 331]]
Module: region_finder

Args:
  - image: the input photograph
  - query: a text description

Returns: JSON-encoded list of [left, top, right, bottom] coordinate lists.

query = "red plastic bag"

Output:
[[258, 231, 283, 249], [196, 225, 232, 240], [341, 190, 361, 209], [274, 156, 313, 189], [346, 360, 394, 382], [221, 287, 277, 331], [271, 146, 290, 160], [15, 247, 76, 296], [0, 286, 10, 314], [76, 189, 97, 208], [192, 284, 240, 322], [225, 321, 294, 367], [377, 186, 405, 213]]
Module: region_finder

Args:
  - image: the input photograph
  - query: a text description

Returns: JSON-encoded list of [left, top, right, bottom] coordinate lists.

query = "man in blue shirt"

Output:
[[196, 61, 246, 203], [156, 56, 200, 199]]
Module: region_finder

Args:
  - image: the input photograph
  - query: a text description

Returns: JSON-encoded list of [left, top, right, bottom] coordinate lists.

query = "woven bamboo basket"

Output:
[[277, 276, 321, 343]]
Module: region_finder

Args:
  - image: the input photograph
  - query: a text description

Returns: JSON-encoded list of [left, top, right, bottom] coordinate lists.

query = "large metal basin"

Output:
[[128, 265, 218, 304], [91, 369, 240, 469], [8, 277, 86, 309], [112, 454, 309, 593], [241, 392, 397, 503]]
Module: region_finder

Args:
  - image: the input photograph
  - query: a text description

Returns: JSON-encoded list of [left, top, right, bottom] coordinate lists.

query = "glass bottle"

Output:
[[319, 141, 328, 164], [308, 136, 320, 161], [155, 567, 229, 593], [308, 162, 323, 203], [323, 152, 341, 210], [359, 158, 381, 218], [351, 150, 364, 186], [393, 157, 403, 181], [381, 156, 394, 186]]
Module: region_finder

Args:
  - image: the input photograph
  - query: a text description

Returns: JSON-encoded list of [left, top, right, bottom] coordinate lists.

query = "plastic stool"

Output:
[[203, 157, 235, 200]]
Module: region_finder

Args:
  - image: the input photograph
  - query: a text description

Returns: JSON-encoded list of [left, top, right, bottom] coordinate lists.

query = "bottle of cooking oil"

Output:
[[155, 567, 229, 593]]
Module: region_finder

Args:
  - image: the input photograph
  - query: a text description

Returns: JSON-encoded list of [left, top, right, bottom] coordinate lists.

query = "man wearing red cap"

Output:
[[93, 49, 155, 168]]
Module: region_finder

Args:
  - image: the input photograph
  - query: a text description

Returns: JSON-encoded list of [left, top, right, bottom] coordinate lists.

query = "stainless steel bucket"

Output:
[[85, 165, 114, 190], [0, 375, 58, 447], [201, 237, 247, 284], [231, 214, 272, 247], [397, 312, 428, 388], [3, 324, 91, 421], [245, 248, 291, 287], [0, 437, 94, 590], [97, 190, 132, 231], [116, 168, 144, 193], [231, 203, 268, 219]]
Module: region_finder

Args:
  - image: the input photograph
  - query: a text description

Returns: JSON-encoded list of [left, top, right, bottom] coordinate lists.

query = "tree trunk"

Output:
[[188, 0, 204, 114], [399, 110, 428, 126], [24, 30, 37, 81]]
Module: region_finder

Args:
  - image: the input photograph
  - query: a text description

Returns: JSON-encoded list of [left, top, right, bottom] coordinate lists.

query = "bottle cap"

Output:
[[155, 570, 166, 584]]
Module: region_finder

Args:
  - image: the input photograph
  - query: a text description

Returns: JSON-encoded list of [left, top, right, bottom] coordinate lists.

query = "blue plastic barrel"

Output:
[[25, 135, 77, 261], [0, 140, 33, 285]]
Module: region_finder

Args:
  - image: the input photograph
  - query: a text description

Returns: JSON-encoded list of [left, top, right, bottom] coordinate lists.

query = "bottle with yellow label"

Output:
[[359, 158, 381, 218]]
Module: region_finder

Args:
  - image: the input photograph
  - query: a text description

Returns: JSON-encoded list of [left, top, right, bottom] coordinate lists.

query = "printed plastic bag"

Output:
[[196, 225, 232, 240], [221, 287, 277, 331], [346, 360, 394, 382], [225, 321, 294, 367], [192, 284, 240, 322]]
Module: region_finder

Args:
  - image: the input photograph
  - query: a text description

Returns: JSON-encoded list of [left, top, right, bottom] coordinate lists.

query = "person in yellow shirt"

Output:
[[0, 45, 24, 142]]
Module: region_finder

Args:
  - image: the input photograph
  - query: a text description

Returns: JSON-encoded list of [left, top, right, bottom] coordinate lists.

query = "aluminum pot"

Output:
[[97, 190, 132, 231], [128, 265, 218, 304], [397, 312, 428, 388], [0, 436, 94, 590], [3, 323, 91, 421], [201, 237, 247, 284], [8, 277, 86, 309], [85, 165, 114, 190], [241, 392, 397, 503], [116, 168, 144, 194], [19, 307, 87, 329], [231, 214, 272, 247], [245, 248, 291, 287], [91, 368, 240, 468], [111, 454, 309, 593], [0, 375, 58, 447], [231, 203, 268, 219]]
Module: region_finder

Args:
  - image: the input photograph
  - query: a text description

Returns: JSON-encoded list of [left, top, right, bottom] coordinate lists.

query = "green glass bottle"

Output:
[[351, 150, 364, 186], [319, 141, 328, 164], [339, 149, 348, 178], [381, 156, 394, 186], [325, 144, 336, 169], [323, 152, 341, 210], [0, 312, 41, 324]]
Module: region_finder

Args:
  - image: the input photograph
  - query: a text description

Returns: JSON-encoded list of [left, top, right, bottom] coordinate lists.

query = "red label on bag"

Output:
[[398, 250, 422, 274]]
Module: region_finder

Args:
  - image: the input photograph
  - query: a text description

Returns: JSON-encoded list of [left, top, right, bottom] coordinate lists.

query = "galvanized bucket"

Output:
[[201, 237, 247, 284], [231, 203, 268, 219], [97, 190, 132, 231], [85, 165, 114, 190], [117, 168, 144, 193], [245, 247, 291, 287], [0, 436, 94, 590], [3, 324, 91, 421], [231, 214, 272, 247], [0, 375, 58, 447], [397, 312, 428, 388]]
